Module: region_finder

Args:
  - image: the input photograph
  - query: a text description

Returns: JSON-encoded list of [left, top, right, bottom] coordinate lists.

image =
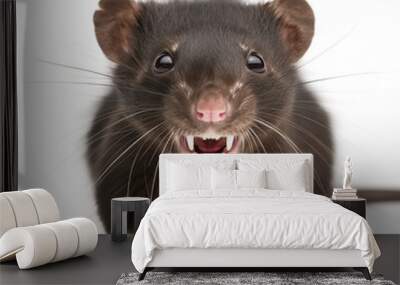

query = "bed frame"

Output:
[[140, 248, 371, 280], [139, 154, 372, 280]]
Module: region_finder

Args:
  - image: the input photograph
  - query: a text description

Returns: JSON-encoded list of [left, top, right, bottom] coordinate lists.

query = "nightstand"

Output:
[[332, 198, 366, 218], [111, 197, 150, 242]]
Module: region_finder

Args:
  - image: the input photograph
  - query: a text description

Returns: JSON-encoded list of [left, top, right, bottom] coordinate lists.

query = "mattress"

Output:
[[131, 189, 380, 273]]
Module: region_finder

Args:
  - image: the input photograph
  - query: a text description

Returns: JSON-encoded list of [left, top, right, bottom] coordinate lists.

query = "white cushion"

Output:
[[65, 218, 98, 257], [159, 155, 238, 195], [236, 169, 268, 189], [0, 192, 39, 227], [0, 226, 57, 268], [166, 162, 212, 191], [212, 168, 237, 190], [238, 159, 309, 191], [0, 189, 60, 237], [0, 218, 98, 269], [267, 161, 308, 191], [0, 196, 17, 237], [24, 189, 60, 224], [211, 169, 268, 190], [42, 221, 79, 262]]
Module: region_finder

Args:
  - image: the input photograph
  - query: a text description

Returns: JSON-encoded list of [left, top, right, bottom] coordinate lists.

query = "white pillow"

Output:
[[236, 169, 267, 189], [266, 161, 308, 191], [166, 162, 212, 191], [238, 159, 309, 192], [211, 169, 268, 190], [212, 168, 237, 190]]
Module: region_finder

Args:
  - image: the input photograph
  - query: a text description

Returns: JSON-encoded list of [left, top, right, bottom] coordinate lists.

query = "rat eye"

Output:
[[246, 52, 265, 73], [154, 52, 174, 73]]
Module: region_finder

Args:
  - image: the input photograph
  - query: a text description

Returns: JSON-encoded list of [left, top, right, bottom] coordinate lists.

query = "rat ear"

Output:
[[94, 0, 141, 63], [267, 0, 315, 62]]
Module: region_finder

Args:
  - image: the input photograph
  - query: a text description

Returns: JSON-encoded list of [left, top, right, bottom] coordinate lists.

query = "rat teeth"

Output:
[[201, 136, 221, 140], [226, 135, 234, 151], [200, 131, 220, 140], [185, 135, 194, 151]]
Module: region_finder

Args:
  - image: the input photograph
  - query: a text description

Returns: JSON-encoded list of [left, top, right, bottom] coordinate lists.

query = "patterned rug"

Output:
[[116, 272, 396, 285]]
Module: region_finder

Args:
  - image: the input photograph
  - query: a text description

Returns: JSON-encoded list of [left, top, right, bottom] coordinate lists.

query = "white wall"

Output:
[[17, 0, 110, 232], [17, 0, 400, 233], [303, 0, 400, 233]]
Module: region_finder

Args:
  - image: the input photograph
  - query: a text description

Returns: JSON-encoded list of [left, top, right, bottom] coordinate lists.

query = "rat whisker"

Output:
[[88, 114, 165, 160], [241, 130, 249, 152], [38, 58, 147, 86], [89, 106, 164, 126], [30, 79, 171, 99], [295, 26, 357, 71], [87, 110, 163, 144], [94, 122, 165, 185], [254, 119, 301, 153], [38, 59, 115, 80], [134, 126, 172, 199], [38, 58, 173, 95], [252, 114, 332, 192], [244, 130, 254, 153], [298, 72, 387, 86], [150, 129, 175, 164], [258, 107, 331, 132], [248, 127, 267, 153], [262, 112, 333, 156], [87, 129, 135, 150], [149, 131, 176, 200], [247, 129, 260, 153], [86, 116, 163, 151], [126, 142, 147, 197], [143, 128, 171, 166], [262, 27, 359, 89], [150, 161, 160, 200]]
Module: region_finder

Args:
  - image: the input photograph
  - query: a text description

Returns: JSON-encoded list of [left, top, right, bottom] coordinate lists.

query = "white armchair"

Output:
[[0, 189, 97, 269]]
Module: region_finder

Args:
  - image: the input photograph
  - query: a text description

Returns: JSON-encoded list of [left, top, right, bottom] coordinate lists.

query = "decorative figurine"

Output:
[[343, 156, 353, 190]]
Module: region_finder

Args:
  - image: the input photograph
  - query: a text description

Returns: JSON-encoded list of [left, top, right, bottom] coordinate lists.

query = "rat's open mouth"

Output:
[[178, 135, 240, 154]]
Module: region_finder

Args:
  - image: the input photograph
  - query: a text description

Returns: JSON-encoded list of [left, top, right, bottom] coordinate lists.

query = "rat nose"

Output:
[[195, 94, 227, 123]]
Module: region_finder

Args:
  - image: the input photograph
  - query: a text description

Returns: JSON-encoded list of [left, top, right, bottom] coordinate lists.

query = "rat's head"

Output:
[[94, 0, 314, 154]]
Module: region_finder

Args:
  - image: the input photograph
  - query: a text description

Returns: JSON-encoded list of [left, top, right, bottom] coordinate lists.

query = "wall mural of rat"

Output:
[[87, 0, 333, 232]]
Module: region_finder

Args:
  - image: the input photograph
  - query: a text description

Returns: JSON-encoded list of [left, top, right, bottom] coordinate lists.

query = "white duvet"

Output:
[[131, 189, 380, 273]]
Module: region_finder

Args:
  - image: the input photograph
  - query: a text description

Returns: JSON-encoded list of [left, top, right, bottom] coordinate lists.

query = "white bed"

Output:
[[131, 154, 380, 280]]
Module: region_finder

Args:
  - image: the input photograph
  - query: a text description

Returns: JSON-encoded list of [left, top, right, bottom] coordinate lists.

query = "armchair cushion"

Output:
[[0, 218, 98, 269], [0, 189, 60, 236], [0, 189, 97, 269]]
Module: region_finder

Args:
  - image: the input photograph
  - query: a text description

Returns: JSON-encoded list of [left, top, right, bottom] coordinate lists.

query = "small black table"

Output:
[[332, 198, 366, 218], [111, 197, 150, 242]]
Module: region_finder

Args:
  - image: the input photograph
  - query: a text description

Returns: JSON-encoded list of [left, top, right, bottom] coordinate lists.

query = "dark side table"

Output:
[[111, 197, 150, 242], [332, 198, 366, 218]]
